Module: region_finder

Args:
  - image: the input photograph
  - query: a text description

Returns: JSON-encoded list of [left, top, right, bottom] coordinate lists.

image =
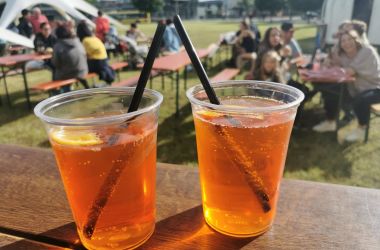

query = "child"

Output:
[[253, 50, 285, 83]]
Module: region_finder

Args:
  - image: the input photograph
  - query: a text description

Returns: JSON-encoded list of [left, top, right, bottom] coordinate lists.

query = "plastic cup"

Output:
[[186, 81, 304, 237], [34, 87, 163, 249]]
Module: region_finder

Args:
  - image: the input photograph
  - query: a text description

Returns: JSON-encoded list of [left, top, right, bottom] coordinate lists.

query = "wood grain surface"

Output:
[[0, 144, 380, 249], [0, 233, 64, 249]]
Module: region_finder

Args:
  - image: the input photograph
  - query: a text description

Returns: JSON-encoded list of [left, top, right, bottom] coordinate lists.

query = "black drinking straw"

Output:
[[83, 22, 166, 239], [173, 15, 271, 213]]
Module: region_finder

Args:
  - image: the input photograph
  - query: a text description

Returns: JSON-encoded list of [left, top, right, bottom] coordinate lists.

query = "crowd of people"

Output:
[[227, 20, 302, 83], [8, 7, 380, 142], [14, 7, 120, 90], [313, 20, 380, 142], [227, 18, 380, 142]]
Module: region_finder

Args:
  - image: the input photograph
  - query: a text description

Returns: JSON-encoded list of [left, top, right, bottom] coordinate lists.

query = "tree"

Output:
[[131, 0, 164, 14], [287, 0, 324, 12], [255, 0, 286, 15]]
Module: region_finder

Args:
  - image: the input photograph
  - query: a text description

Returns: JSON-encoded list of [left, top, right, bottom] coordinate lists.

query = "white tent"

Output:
[[0, 0, 125, 48], [321, 0, 380, 46]]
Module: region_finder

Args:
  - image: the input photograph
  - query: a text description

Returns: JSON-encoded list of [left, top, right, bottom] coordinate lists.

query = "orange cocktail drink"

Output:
[[34, 88, 163, 249], [187, 81, 304, 237]]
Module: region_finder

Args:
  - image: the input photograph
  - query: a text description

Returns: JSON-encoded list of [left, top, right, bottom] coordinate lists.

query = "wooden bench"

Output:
[[31, 73, 98, 95], [112, 70, 159, 88], [365, 103, 380, 143], [30, 78, 78, 94], [111, 61, 129, 81], [210, 68, 240, 82]]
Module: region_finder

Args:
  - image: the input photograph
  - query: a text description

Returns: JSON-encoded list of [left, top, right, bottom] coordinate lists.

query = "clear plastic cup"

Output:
[[34, 87, 163, 249], [186, 81, 304, 237]]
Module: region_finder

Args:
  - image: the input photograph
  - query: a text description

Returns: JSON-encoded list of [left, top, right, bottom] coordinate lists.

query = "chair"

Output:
[[364, 103, 380, 143]]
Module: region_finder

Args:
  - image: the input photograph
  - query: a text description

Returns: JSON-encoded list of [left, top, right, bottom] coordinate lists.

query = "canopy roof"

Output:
[[0, 0, 125, 48]]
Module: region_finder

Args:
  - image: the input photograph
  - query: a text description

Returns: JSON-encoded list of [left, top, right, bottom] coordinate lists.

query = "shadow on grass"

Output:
[[285, 108, 352, 179], [0, 92, 37, 126], [157, 102, 197, 164]]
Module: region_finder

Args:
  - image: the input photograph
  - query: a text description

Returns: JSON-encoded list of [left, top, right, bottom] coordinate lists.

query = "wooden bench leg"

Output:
[[161, 74, 165, 90], [183, 66, 187, 90], [364, 120, 370, 143], [2, 66, 11, 106]]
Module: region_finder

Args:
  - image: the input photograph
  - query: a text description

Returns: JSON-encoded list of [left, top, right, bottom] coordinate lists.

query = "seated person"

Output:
[[77, 21, 115, 85], [234, 21, 258, 70], [246, 27, 285, 79], [162, 19, 182, 55], [25, 22, 56, 72], [313, 30, 380, 142], [253, 50, 284, 83], [126, 23, 147, 42], [52, 25, 89, 93], [281, 22, 302, 59]]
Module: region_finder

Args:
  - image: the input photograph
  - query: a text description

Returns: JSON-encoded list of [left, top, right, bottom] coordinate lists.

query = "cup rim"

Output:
[[34, 87, 163, 126], [186, 80, 305, 113]]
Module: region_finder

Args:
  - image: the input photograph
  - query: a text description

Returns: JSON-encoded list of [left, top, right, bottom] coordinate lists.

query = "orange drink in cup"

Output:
[[187, 81, 304, 237], [35, 88, 163, 249]]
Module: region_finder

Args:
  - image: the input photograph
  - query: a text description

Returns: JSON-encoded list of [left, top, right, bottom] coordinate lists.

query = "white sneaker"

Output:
[[345, 127, 365, 142], [312, 120, 337, 132]]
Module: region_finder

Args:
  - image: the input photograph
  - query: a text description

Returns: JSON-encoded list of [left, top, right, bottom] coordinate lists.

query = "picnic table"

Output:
[[0, 53, 52, 109], [1, 144, 379, 249], [139, 49, 209, 116], [299, 67, 355, 136]]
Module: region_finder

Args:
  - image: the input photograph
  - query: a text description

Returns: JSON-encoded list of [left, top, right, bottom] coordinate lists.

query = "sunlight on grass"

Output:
[[1, 20, 379, 188]]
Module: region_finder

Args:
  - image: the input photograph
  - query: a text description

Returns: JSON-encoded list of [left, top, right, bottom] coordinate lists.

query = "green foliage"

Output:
[[255, 0, 286, 14], [131, 0, 164, 14], [238, 0, 256, 11], [287, 0, 324, 12]]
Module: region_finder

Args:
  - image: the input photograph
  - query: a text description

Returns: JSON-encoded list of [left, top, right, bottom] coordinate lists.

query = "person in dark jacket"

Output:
[[25, 22, 56, 72], [52, 25, 89, 92], [18, 9, 33, 38]]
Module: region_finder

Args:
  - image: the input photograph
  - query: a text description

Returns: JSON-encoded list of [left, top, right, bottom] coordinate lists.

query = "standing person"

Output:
[[95, 10, 110, 42], [18, 9, 33, 38], [29, 7, 48, 34], [52, 25, 89, 93], [25, 22, 56, 72], [281, 22, 302, 59], [77, 21, 115, 85], [313, 30, 380, 142]]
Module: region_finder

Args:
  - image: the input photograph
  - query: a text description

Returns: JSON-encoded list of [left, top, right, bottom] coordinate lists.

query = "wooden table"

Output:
[[299, 67, 356, 136], [139, 49, 209, 116], [0, 53, 52, 109], [1, 144, 379, 249]]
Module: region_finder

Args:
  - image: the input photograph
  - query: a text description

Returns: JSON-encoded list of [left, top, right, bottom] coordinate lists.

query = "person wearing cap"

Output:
[[281, 22, 302, 59]]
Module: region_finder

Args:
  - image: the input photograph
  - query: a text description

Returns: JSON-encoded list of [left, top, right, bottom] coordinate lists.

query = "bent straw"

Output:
[[173, 15, 271, 213], [83, 22, 166, 239]]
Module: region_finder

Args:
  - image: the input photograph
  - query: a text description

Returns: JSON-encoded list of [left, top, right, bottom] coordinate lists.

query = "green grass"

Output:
[[1, 20, 380, 189]]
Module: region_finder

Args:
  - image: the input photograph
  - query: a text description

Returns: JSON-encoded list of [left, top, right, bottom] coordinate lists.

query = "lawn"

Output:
[[1, 20, 379, 189]]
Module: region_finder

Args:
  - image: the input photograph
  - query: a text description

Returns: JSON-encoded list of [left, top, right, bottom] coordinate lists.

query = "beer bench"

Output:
[[110, 61, 129, 81], [211, 68, 240, 82], [31, 73, 98, 96], [112, 70, 160, 88], [365, 103, 380, 143]]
